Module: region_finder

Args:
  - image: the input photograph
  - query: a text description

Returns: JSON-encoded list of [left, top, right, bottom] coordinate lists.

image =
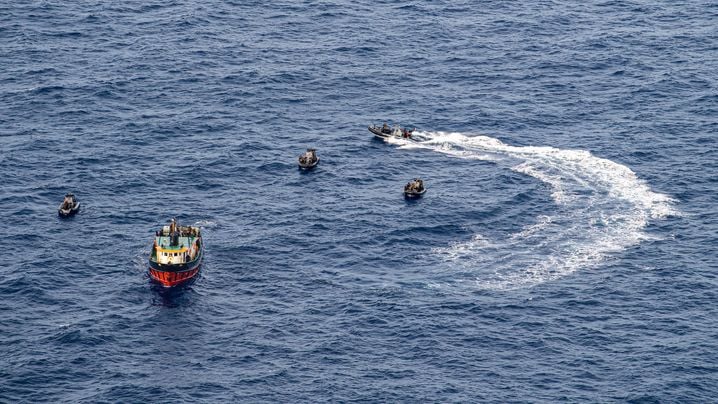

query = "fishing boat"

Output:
[[58, 193, 80, 217], [369, 124, 413, 140], [298, 148, 319, 169], [404, 178, 427, 198], [148, 218, 203, 287]]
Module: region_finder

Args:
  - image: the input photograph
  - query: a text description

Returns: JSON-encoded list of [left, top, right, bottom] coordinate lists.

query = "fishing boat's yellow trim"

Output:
[[156, 246, 188, 254]]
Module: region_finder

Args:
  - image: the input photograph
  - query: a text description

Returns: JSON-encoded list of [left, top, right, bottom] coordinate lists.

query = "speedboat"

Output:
[[148, 218, 203, 287], [58, 193, 80, 217], [404, 178, 426, 198], [298, 148, 319, 169], [369, 124, 414, 140]]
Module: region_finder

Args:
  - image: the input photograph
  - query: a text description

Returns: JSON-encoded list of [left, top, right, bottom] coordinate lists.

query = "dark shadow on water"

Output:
[[149, 279, 198, 308], [298, 166, 318, 175], [57, 211, 80, 220]]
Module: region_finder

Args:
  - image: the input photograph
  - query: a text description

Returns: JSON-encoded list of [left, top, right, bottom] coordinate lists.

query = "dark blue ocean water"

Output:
[[2, 1, 717, 401]]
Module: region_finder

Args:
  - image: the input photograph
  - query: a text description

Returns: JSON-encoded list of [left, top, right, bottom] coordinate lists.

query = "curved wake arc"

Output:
[[389, 131, 677, 290]]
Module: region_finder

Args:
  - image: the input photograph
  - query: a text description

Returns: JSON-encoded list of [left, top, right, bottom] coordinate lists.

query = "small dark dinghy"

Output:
[[369, 123, 414, 140], [404, 178, 426, 198], [58, 193, 80, 217], [298, 148, 319, 169]]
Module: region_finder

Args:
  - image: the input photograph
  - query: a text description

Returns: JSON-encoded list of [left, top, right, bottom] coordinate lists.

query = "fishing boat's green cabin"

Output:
[[151, 223, 201, 265]]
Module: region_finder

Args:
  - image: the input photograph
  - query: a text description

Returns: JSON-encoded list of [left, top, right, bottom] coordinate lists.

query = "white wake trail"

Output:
[[389, 131, 677, 290]]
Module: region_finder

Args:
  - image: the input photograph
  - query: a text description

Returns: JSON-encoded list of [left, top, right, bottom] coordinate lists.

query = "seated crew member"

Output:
[[63, 194, 74, 209]]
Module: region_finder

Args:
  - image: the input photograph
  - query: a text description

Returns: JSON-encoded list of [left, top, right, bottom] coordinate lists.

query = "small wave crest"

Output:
[[193, 219, 218, 228]]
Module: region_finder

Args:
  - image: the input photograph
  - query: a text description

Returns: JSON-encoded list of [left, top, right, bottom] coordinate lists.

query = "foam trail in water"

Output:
[[390, 131, 678, 290], [194, 220, 218, 228]]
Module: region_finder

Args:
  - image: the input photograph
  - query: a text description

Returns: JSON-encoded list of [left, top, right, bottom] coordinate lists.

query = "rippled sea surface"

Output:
[[2, 1, 717, 401]]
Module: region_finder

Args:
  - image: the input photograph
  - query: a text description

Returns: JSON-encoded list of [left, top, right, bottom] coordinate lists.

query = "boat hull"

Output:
[[149, 252, 203, 287], [369, 126, 392, 139], [148, 265, 200, 287], [404, 189, 427, 198], [58, 202, 80, 217], [298, 157, 319, 169], [369, 125, 413, 140]]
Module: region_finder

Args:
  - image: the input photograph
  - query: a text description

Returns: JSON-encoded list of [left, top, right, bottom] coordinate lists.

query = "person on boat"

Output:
[[300, 150, 310, 165], [407, 179, 421, 192], [62, 193, 74, 209]]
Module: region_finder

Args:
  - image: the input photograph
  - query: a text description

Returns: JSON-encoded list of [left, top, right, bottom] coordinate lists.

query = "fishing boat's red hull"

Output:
[[148, 265, 200, 287]]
